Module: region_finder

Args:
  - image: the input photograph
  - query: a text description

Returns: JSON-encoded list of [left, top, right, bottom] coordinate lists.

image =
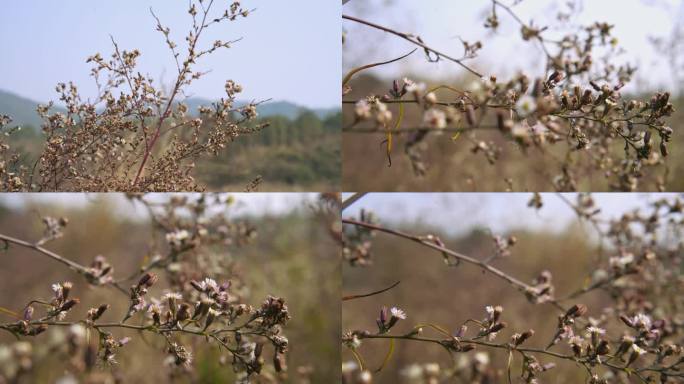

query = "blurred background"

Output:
[[0, 193, 340, 383], [0, 1, 341, 191], [342, 193, 682, 383], [342, 0, 684, 191]]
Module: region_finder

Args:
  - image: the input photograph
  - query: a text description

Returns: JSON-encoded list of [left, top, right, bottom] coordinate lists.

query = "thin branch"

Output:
[[343, 281, 400, 301], [342, 192, 368, 211], [342, 14, 483, 78]]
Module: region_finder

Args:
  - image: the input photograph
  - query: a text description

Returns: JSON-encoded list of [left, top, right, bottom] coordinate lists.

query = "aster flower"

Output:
[[390, 306, 407, 320], [423, 108, 447, 130], [515, 95, 537, 116]]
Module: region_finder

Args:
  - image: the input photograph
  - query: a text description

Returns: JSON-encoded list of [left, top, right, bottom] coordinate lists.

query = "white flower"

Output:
[[585, 326, 606, 337], [632, 344, 646, 355], [200, 278, 219, 291], [632, 314, 652, 329], [342, 361, 358, 373], [474, 352, 490, 365], [424, 91, 437, 104], [12, 342, 32, 356], [69, 324, 87, 341], [165, 229, 190, 246], [354, 100, 371, 120], [609, 253, 634, 269], [359, 371, 372, 382], [404, 78, 426, 94], [424, 363, 440, 375], [511, 121, 531, 139], [390, 307, 406, 320], [162, 292, 183, 301], [52, 283, 63, 297], [423, 108, 447, 130], [515, 95, 537, 116], [400, 363, 423, 379]]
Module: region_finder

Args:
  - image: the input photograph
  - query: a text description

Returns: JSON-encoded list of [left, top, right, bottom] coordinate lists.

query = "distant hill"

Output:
[[0, 90, 66, 129], [182, 97, 338, 120], [0, 90, 338, 129]]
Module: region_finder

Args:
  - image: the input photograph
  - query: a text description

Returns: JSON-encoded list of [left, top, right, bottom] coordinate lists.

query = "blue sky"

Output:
[[344, 0, 683, 94], [342, 193, 680, 236], [0, 1, 340, 109], [1, 193, 318, 220]]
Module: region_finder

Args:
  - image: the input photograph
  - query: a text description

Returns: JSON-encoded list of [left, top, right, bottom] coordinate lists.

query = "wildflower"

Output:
[[627, 344, 647, 367], [165, 229, 190, 247], [473, 352, 490, 365], [424, 91, 437, 104], [515, 95, 537, 116], [422, 108, 447, 130], [354, 100, 372, 120], [390, 307, 407, 320], [342, 361, 358, 374], [404, 78, 426, 94], [632, 313, 652, 330]]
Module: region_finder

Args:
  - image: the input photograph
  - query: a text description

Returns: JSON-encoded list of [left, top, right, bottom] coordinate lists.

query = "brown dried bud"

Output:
[[62, 282, 73, 300], [489, 321, 507, 333], [190, 280, 204, 292], [513, 329, 534, 346], [619, 314, 634, 328], [176, 303, 191, 322], [571, 342, 582, 358], [565, 304, 587, 319], [137, 272, 158, 288], [596, 340, 610, 355], [60, 298, 80, 312], [93, 304, 109, 320]]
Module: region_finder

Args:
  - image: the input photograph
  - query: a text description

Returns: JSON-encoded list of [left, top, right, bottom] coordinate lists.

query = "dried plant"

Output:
[[0, 194, 292, 383], [0, 1, 268, 192], [342, 193, 684, 383], [342, 1, 677, 191]]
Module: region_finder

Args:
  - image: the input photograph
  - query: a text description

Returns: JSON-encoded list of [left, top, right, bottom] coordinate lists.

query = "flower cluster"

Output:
[[343, 1, 677, 191], [342, 193, 684, 383], [1, 1, 265, 192], [0, 193, 291, 382]]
